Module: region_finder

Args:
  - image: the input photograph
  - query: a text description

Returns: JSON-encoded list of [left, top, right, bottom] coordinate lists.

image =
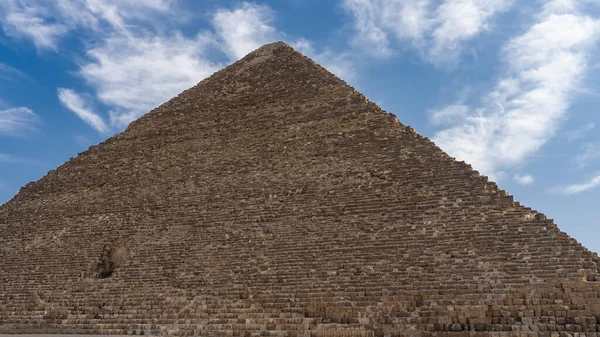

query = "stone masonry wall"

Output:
[[0, 42, 599, 336]]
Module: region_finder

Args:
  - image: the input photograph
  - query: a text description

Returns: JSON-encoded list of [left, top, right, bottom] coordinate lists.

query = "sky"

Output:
[[0, 0, 599, 253]]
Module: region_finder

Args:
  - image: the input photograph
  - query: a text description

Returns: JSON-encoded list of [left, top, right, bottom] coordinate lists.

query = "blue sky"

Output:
[[1, 0, 599, 253]]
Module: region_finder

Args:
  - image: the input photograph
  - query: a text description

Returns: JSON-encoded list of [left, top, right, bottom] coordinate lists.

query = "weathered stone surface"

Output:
[[0, 41, 599, 336]]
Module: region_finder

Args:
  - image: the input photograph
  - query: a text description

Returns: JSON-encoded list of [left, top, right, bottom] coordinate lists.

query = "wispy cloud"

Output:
[[0, 0, 176, 50], [575, 143, 600, 168], [430, 2, 600, 178], [80, 33, 220, 127], [0, 1, 225, 128], [565, 122, 595, 141], [57, 88, 108, 133], [54, 0, 175, 32], [342, 0, 431, 57], [0, 63, 33, 82], [78, 1, 285, 127], [342, 0, 514, 65], [0, 107, 38, 136], [1, 1, 352, 130], [209, 3, 360, 83], [514, 173, 534, 186], [212, 2, 279, 61], [428, 0, 514, 64], [558, 173, 600, 195], [0, 1, 67, 50], [428, 104, 470, 125]]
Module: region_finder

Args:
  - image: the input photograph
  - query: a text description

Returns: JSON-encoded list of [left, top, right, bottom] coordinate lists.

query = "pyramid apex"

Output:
[[260, 40, 292, 48], [266, 40, 290, 47], [245, 41, 294, 57]]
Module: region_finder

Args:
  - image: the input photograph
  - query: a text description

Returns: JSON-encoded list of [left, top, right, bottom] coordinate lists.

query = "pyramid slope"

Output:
[[1, 41, 599, 336]]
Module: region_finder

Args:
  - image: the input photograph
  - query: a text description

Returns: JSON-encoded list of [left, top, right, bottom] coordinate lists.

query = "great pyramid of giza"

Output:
[[1, 41, 599, 337]]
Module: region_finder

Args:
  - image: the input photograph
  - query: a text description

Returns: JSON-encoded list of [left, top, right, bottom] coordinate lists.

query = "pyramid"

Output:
[[1, 41, 599, 337]]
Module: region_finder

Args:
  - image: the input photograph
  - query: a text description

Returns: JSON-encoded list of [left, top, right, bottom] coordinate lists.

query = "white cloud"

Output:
[[575, 143, 600, 168], [0, 0, 175, 50], [80, 33, 220, 127], [342, 0, 430, 56], [213, 2, 279, 61], [431, 5, 600, 178], [514, 173, 534, 185], [0, 107, 38, 136], [343, 2, 390, 56], [1, 1, 356, 130], [428, 104, 470, 125], [559, 173, 600, 195], [57, 88, 108, 133], [541, 0, 578, 17], [58, 0, 175, 32], [429, 0, 514, 63], [0, 0, 224, 128], [0, 1, 67, 50], [342, 0, 513, 64], [0, 1, 287, 128], [77, 2, 282, 127], [342, 0, 432, 56]]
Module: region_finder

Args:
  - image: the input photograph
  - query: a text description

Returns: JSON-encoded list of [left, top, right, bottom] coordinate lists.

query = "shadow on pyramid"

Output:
[[1, 41, 599, 337]]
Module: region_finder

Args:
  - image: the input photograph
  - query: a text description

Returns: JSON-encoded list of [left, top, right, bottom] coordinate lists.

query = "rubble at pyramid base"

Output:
[[0, 42, 598, 336]]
